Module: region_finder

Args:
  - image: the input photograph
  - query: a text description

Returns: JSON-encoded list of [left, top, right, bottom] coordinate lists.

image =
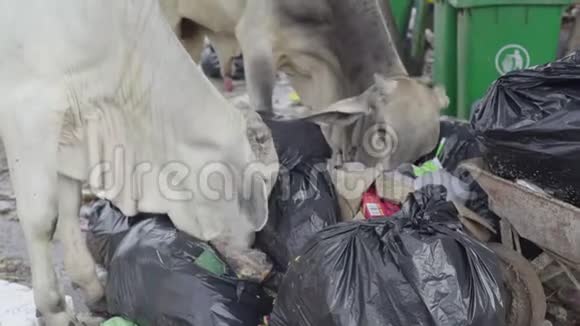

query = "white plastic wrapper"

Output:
[[0, 280, 38, 326]]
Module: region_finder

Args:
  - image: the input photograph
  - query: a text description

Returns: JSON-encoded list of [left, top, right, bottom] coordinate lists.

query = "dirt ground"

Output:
[[0, 74, 299, 313]]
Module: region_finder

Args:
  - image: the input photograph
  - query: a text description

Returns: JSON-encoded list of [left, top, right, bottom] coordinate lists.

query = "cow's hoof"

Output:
[[36, 312, 79, 326], [227, 249, 273, 283], [76, 312, 106, 326], [223, 77, 234, 92]]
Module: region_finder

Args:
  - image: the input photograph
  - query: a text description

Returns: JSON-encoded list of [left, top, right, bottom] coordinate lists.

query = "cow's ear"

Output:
[[432, 85, 450, 110], [302, 96, 368, 127]]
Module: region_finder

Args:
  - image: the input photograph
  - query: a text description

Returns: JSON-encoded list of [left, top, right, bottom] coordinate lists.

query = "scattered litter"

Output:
[[361, 185, 400, 218], [332, 163, 381, 221], [0, 257, 31, 286], [412, 137, 445, 176], [288, 91, 301, 104]]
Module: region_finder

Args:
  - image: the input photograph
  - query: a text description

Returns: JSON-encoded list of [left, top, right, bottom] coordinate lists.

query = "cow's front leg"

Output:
[[57, 175, 105, 317], [236, 0, 276, 112], [1, 112, 79, 326], [236, 40, 275, 112]]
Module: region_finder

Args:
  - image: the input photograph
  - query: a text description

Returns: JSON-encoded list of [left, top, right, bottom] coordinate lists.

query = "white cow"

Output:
[[160, 0, 244, 91], [0, 0, 278, 325]]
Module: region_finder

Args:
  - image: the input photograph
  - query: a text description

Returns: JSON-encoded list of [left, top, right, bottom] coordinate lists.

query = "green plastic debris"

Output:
[[194, 244, 228, 276], [194, 248, 227, 276], [101, 317, 138, 326], [412, 138, 446, 177]]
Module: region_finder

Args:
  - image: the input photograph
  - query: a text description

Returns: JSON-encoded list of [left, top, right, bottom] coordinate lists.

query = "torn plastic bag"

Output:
[[105, 215, 273, 326], [256, 114, 338, 283], [271, 185, 506, 326], [472, 50, 580, 206]]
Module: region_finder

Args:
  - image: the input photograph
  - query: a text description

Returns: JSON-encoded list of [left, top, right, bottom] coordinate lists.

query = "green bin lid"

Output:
[[448, 0, 573, 8]]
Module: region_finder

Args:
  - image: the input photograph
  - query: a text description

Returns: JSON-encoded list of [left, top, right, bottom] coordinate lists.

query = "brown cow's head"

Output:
[[304, 74, 449, 170]]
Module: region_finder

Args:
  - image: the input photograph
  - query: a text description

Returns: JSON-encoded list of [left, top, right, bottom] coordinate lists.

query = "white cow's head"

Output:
[[304, 74, 449, 170]]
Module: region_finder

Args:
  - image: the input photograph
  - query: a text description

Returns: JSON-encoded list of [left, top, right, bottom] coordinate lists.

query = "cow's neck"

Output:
[[331, 0, 407, 94], [117, 0, 244, 145]]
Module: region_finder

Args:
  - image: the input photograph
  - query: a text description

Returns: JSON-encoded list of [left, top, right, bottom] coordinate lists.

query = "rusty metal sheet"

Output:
[[461, 159, 580, 267]]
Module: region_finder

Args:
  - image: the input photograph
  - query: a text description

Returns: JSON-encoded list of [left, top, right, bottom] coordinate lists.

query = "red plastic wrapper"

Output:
[[362, 185, 400, 219]]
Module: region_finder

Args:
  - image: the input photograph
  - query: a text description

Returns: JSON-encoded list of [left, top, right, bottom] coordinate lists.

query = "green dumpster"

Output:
[[390, 0, 414, 34], [434, 0, 572, 119]]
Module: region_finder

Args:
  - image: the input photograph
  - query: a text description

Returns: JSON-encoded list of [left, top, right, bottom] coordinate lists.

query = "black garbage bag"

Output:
[[255, 159, 339, 275], [105, 214, 273, 326], [438, 118, 500, 231], [472, 50, 580, 206], [200, 45, 221, 79], [438, 117, 481, 171], [271, 185, 506, 326], [231, 54, 245, 80], [256, 115, 339, 286], [200, 45, 245, 80], [85, 200, 131, 268], [260, 113, 332, 164]]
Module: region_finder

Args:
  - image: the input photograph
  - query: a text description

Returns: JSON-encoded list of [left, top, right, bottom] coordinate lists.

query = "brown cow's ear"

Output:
[[301, 96, 368, 127]]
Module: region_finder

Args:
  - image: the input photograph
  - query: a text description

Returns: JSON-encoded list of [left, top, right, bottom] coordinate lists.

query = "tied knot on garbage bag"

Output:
[[398, 185, 460, 233], [271, 185, 507, 326]]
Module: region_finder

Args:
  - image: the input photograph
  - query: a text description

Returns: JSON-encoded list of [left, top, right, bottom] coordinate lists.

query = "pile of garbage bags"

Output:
[[88, 185, 510, 326], [271, 186, 507, 326], [87, 116, 341, 324], [472, 50, 580, 207], [87, 47, 580, 326]]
